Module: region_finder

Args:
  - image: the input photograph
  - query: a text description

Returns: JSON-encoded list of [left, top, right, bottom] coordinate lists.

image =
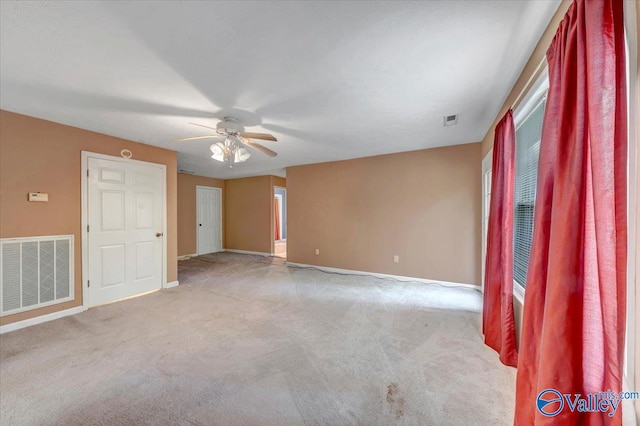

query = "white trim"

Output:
[[622, 375, 636, 426], [513, 66, 549, 126], [285, 262, 479, 291], [273, 186, 286, 252], [224, 249, 272, 257], [177, 254, 197, 261], [481, 149, 493, 293], [0, 306, 84, 334], [162, 159, 167, 296], [0, 234, 75, 241], [274, 193, 284, 242], [623, 3, 638, 424], [513, 281, 525, 305], [195, 186, 223, 255], [81, 152, 89, 310], [81, 151, 167, 310], [164, 281, 179, 289]]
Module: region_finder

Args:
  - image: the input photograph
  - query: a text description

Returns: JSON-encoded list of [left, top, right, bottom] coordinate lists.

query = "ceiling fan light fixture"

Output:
[[210, 143, 225, 162], [234, 147, 251, 163], [181, 118, 277, 168]]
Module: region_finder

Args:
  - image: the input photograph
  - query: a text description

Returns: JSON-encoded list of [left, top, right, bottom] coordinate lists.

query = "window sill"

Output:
[[513, 281, 525, 305]]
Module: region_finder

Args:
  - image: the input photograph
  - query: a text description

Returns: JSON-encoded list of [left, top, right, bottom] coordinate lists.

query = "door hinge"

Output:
[[87, 225, 90, 232], [87, 169, 89, 177], [87, 280, 90, 288]]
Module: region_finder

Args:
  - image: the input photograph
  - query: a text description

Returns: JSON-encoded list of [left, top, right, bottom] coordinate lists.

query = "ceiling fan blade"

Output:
[[189, 122, 219, 132], [173, 135, 220, 142], [241, 139, 278, 157], [239, 132, 277, 142]]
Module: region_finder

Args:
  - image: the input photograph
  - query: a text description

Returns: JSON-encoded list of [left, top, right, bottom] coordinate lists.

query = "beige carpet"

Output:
[[0, 252, 515, 425]]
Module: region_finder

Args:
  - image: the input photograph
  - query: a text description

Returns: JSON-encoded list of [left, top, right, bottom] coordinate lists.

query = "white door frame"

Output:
[[195, 185, 222, 255], [81, 151, 167, 310], [274, 186, 286, 244], [622, 2, 638, 422], [481, 149, 492, 294], [274, 194, 283, 241]]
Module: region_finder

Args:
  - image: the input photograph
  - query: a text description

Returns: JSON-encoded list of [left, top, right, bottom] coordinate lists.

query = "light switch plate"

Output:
[[28, 192, 48, 202]]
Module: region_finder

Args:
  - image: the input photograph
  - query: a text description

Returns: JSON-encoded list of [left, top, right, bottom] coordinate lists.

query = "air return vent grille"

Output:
[[1, 235, 74, 316], [443, 114, 459, 126]]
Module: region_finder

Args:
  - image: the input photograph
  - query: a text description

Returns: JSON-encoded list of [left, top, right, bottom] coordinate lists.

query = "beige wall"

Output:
[[225, 175, 274, 254], [287, 143, 482, 285], [177, 173, 225, 256], [0, 110, 178, 326]]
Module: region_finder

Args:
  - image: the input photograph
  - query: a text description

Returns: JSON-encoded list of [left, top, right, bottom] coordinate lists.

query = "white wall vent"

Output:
[[1, 235, 74, 316], [443, 114, 459, 126]]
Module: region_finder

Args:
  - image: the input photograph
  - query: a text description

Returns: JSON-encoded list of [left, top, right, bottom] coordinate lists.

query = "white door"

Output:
[[87, 157, 164, 307], [197, 186, 222, 255]]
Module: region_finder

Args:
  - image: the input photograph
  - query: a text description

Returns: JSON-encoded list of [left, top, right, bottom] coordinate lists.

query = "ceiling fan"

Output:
[[175, 117, 278, 167]]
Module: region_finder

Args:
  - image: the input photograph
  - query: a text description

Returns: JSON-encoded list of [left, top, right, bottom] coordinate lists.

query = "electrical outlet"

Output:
[[393, 255, 399, 263], [315, 248, 320, 255]]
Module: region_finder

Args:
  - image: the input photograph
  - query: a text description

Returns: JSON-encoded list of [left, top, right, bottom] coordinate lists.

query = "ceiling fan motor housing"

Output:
[[217, 117, 245, 134]]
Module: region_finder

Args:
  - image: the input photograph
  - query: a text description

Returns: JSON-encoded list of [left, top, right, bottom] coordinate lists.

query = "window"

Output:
[[512, 69, 548, 292]]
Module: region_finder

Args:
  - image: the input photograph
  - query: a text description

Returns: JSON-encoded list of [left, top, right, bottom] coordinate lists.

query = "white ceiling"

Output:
[[0, 1, 560, 179]]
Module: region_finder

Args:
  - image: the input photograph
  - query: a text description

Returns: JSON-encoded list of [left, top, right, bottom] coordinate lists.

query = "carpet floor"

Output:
[[0, 252, 515, 425]]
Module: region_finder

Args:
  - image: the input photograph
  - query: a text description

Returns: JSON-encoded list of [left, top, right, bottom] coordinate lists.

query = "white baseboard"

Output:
[[177, 254, 196, 261], [285, 262, 479, 291], [164, 281, 179, 289], [0, 306, 85, 334], [224, 249, 272, 257]]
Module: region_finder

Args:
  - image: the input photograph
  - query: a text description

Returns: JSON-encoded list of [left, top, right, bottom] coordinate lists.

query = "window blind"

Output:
[[513, 98, 545, 287]]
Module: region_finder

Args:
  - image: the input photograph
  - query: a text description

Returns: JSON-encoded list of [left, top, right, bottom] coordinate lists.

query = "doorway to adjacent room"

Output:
[[274, 187, 286, 258]]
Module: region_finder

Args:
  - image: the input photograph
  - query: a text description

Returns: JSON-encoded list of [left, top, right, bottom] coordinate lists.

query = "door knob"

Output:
[[156, 232, 163, 237]]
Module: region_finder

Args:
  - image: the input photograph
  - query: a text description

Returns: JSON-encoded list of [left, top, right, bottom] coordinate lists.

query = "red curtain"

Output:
[[514, 0, 627, 424], [483, 110, 518, 368]]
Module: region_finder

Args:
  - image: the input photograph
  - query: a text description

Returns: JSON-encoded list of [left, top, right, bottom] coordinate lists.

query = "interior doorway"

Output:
[[274, 187, 286, 258]]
